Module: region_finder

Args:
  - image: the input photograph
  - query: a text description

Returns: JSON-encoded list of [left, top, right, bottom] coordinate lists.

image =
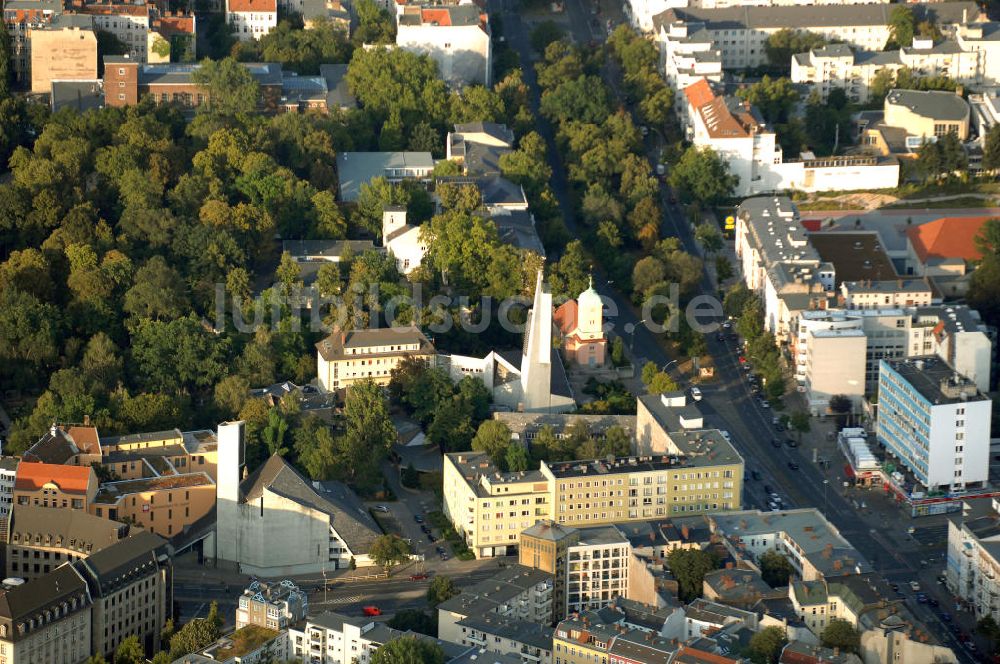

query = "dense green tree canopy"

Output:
[[668, 146, 738, 206], [370, 637, 445, 664]]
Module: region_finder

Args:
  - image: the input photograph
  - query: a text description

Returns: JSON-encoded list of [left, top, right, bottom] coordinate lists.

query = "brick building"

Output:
[[103, 56, 282, 109]]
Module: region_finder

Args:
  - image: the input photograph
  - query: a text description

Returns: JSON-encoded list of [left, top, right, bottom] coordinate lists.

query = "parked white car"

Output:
[[690, 386, 703, 401]]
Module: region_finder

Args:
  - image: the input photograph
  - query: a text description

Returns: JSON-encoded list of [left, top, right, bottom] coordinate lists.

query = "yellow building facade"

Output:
[[444, 442, 743, 559]]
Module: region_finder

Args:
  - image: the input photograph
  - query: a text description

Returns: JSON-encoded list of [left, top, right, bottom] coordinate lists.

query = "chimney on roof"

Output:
[[83, 415, 90, 426], [681, 525, 690, 540]]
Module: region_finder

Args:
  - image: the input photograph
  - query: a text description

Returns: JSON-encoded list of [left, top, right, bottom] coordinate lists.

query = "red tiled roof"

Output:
[[227, 0, 276, 13], [420, 7, 452, 25], [683, 79, 714, 110], [553, 299, 578, 336], [66, 426, 100, 454], [154, 15, 196, 34], [675, 646, 740, 664], [906, 216, 992, 263], [15, 462, 94, 494]]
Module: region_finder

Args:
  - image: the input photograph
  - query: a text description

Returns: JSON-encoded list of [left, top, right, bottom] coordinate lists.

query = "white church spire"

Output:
[[520, 269, 552, 411]]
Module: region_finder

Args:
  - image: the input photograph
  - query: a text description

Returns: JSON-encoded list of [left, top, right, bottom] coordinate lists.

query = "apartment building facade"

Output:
[[288, 612, 453, 664], [4, 0, 195, 87], [443, 453, 551, 559], [3, 506, 131, 579], [654, 3, 979, 72], [0, 458, 19, 519], [658, 20, 723, 92], [877, 357, 992, 493], [839, 279, 933, 310], [946, 498, 1000, 621], [543, 447, 743, 527], [564, 527, 631, 616], [226, 0, 277, 41], [793, 37, 987, 104], [236, 579, 308, 630], [28, 23, 96, 93], [437, 565, 554, 648], [396, 5, 492, 88], [315, 326, 437, 391], [444, 439, 742, 559], [13, 462, 98, 511], [0, 565, 93, 664], [90, 473, 216, 539], [793, 23, 1000, 104], [75, 530, 171, 657]]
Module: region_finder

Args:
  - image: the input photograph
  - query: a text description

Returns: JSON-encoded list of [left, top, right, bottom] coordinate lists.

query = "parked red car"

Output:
[[409, 573, 429, 581], [362, 606, 382, 616]]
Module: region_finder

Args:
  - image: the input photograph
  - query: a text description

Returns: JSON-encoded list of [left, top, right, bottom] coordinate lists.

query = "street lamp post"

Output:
[[823, 479, 829, 515], [662, 359, 678, 374]]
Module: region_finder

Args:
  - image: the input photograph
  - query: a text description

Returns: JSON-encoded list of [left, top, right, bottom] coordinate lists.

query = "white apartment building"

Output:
[[802, 326, 866, 416], [288, 612, 455, 664], [442, 452, 551, 559], [733, 196, 835, 341], [946, 498, 1000, 621], [396, 4, 492, 88], [659, 20, 723, 91], [877, 357, 992, 493], [226, 0, 277, 42], [654, 2, 979, 72], [681, 80, 899, 197], [634, 0, 889, 34], [840, 279, 933, 309], [565, 526, 631, 615], [792, 33, 996, 104], [795, 303, 992, 402], [0, 457, 19, 519]]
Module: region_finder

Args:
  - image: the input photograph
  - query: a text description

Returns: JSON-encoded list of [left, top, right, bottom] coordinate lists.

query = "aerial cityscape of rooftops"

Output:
[[5, 0, 1000, 662]]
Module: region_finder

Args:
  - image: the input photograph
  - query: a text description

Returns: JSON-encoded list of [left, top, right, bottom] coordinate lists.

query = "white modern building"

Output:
[[396, 4, 491, 88], [877, 357, 992, 493], [658, 20, 723, 90], [226, 0, 277, 41], [214, 422, 383, 575]]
